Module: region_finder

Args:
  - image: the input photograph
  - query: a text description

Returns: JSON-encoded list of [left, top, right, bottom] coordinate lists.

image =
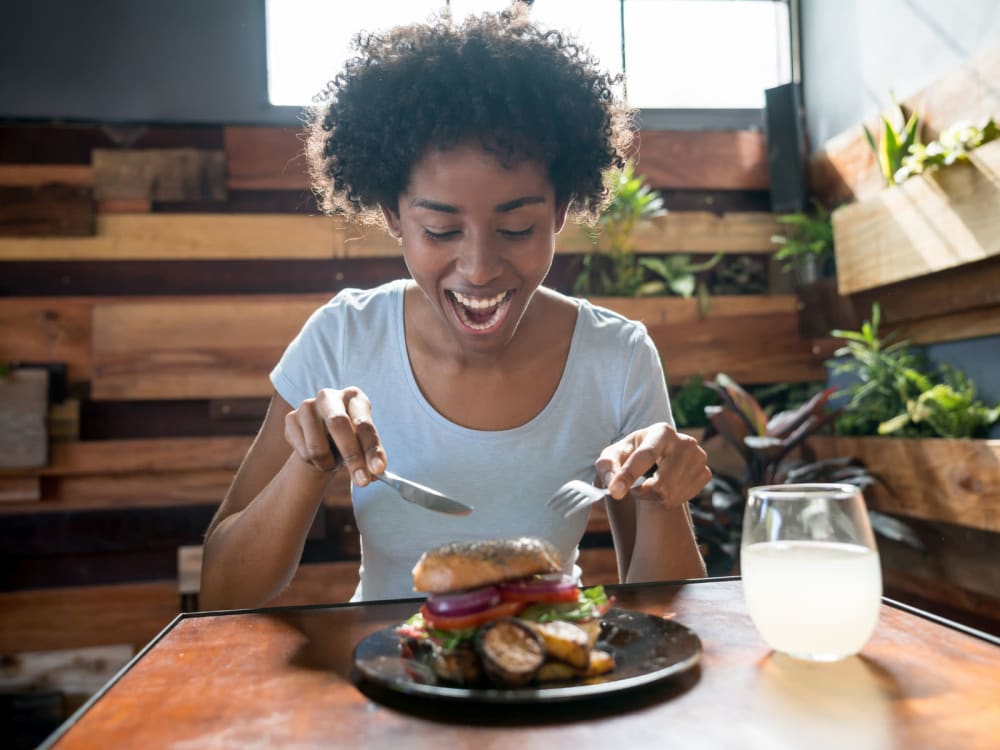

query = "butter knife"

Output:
[[326, 436, 473, 515], [374, 471, 474, 516]]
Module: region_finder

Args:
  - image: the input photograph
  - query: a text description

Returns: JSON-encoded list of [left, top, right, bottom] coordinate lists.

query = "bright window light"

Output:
[[265, 0, 446, 107], [266, 0, 790, 111], [624, 0, 791, 109]]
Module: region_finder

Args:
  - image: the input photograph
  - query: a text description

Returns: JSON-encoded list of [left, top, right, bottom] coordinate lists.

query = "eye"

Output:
[[499, 227, 535, 240], [423, 228, 461, 241]]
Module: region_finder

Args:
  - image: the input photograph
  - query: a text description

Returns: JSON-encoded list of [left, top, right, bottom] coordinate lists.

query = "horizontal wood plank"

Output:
[[222, 126, 770, 193], [0, 124, 224, 164], [0, 581, 181, 653], [0, 164, 93, 187], [0, 184, 95, 237], [650, 311, 826, 385], [0, 211, 780, 261], [887, 304, 1000, 346], [832, 139, 1000, 295], [223, 126, 309, 190], [588, 294, 797, 325], [810, 436, 1000, 533], [0, 296, 96, 381], [809, 45, 1000, 205], [634, 130, 769, 190], [0, 435, 252, 479], [91, 295, 325, 399], [92, 149, 227, 202], [0, 477, 41, 503], [88, 293, 814, 400], [0, 214, 340, 260]]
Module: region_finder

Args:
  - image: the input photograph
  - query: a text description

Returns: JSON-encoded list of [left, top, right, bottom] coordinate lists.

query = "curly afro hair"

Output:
[[304, 7, 635, 226]]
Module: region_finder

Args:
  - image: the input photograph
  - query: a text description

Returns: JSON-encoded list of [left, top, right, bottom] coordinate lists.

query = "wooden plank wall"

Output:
[[0, 120, 809, 660]]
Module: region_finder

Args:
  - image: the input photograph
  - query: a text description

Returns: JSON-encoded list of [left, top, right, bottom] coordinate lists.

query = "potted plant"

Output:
[[769, 201, 835, 286], [832, 103, 1000, 295], [809, 304, 1000, 533], [573, 160, 720, 303], [571, 164, 817, 386]]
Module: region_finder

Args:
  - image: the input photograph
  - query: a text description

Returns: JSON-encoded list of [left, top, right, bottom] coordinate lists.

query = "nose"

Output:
[[454, 234, 503, 285]]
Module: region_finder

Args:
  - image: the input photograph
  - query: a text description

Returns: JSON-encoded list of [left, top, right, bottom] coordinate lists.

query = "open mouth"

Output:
[[445, 289, 514, 332]]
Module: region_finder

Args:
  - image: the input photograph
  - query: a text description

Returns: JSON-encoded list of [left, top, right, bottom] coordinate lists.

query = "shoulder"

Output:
[[573, 297, 651, 350], [317, 279, 405, 315]]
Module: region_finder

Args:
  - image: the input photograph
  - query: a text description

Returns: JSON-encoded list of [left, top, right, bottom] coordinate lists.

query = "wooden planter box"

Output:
[[831, 138, 1000, 295], [809, 435, 1000, 533], [588, 294, 825, 385]]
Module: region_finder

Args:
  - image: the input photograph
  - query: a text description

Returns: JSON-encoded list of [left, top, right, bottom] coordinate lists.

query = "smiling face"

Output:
[[382, 143, 569, 357]]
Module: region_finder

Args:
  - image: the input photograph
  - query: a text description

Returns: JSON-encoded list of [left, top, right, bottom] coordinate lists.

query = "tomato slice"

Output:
[[498, 587, 582, 604], [421, 600, 527, 630]]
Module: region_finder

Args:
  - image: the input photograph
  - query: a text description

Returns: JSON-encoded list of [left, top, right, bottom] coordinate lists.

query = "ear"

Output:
[[553, 201, 570, 235], [380, 204, 402, 239]]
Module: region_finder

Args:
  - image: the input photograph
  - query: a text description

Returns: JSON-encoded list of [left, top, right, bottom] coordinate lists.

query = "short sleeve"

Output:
[[269, 296, 344, 408], [618, 323, 674, 439]]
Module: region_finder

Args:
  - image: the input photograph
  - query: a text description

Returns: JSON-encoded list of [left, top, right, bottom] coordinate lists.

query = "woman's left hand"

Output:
[[596, 422, 711, 508]]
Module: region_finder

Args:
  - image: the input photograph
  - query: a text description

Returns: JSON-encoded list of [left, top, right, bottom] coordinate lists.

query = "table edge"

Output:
[[35, 576, 998, 749]]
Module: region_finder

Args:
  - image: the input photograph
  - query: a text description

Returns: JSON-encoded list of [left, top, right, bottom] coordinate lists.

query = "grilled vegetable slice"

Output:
[[526, 620, 590, 669], [475, 617, 545, 687], [536, 648, 616, 682]]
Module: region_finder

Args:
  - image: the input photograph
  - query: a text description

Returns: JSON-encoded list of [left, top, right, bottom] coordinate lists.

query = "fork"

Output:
[[546, 466, 657, 518]]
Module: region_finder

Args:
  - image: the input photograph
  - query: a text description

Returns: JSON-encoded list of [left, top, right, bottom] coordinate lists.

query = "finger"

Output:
[[649, 436, 712, 508], [298, 399, 343, 472], [594, 440, 632, 492], [317, 389, 369, 484], [608, 432, 661, 499], [285, 401, 338, 472], [345, 392, 387, 475]]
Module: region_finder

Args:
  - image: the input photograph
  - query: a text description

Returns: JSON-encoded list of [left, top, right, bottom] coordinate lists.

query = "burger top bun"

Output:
[[412, 537, 563, 594]]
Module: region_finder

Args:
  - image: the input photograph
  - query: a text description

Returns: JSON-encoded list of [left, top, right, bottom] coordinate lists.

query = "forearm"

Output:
[[625, 502, 706, 583], [200, 455, 335, 610]]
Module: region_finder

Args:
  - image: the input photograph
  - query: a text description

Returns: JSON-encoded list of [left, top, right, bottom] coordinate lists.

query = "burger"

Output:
[[396, 537, 615, 687]]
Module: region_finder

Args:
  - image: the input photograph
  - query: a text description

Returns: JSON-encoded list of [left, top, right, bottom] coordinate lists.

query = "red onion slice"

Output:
[[498, 574, 577, 597], [425, 585, 501, 617]]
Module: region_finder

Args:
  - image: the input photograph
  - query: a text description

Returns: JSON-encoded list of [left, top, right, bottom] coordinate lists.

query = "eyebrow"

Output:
[[409, 195, 546, 214]]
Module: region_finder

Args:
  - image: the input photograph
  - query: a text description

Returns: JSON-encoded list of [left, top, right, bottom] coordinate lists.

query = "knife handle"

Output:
[[325, 434, 345, 470]]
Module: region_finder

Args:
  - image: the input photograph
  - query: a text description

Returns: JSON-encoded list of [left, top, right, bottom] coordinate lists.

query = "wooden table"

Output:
[[39, 578, 1000, 750]]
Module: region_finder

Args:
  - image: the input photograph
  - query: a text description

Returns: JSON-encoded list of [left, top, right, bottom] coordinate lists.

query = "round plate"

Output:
[[352, 607, 701, 703]]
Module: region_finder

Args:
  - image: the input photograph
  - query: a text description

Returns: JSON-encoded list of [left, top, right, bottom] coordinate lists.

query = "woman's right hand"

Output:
[[284, 387, 387, 486]]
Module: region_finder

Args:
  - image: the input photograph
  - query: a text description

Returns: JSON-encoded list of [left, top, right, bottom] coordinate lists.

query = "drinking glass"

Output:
[[740, 483, 882, 661]]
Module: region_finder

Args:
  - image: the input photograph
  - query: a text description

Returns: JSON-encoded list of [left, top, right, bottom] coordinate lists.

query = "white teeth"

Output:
[[451, 290, 508, 309], [449, 290, 512, 331]]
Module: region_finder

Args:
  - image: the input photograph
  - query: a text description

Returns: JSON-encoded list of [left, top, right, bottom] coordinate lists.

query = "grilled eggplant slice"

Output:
[[475, 617, 545, 687]]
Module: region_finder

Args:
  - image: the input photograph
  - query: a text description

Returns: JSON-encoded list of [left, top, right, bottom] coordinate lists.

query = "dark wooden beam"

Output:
[[0, 185, 95, 237]]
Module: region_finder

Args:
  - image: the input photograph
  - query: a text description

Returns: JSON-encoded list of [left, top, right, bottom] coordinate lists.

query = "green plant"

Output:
[[635, 253, 722, 300], [829, 304, 999, 438], [702, 373, 839, 487], [769, 200, 835, 275], [863, 96, 921, 186], [669, 374, 718, 429], [896, 115, 1000, 182], [573, 161, 666, 297], [688, 374, 851, 575]]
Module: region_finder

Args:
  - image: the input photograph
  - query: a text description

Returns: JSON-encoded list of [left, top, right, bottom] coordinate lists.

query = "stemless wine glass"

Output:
[[740, 483, 882, 662]]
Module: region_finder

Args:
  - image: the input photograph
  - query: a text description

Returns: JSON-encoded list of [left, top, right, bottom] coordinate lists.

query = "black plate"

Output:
[[352, 607, 701, 703]]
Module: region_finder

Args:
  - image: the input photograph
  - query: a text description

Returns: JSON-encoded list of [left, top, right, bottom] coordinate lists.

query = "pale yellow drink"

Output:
[[741, 540, 882, 660]]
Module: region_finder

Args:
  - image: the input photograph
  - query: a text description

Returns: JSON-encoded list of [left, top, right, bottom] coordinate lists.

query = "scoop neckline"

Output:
[[394, 281, 584, 439]]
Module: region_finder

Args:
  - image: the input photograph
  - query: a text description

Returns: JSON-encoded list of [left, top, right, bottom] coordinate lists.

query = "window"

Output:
[[266, 0, 792, 126]]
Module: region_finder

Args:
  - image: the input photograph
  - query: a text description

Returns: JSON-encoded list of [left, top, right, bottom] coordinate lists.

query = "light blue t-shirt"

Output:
[[271, 279, 673, 601]]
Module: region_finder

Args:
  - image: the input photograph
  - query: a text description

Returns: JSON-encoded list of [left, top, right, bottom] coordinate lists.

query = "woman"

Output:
[[200, 7, 709, 610]]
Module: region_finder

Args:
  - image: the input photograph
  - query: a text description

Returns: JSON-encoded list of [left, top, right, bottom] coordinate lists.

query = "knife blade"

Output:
[[375, 471, 474, 516], [326, 435, 473, 515]]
